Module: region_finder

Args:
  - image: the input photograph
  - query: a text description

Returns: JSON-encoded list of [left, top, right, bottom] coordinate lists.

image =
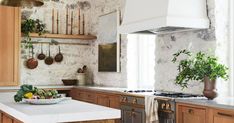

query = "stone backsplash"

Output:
[[154, 0, 216, 94]]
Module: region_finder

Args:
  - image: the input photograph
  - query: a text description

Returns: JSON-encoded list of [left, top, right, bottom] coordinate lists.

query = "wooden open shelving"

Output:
[[27, 33, 97, 40]]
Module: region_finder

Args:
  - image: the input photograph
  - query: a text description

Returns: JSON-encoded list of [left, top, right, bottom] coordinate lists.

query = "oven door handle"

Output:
[[160, 110, 174, 113]]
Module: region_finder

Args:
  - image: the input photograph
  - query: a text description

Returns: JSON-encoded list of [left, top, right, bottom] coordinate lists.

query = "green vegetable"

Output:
[[172, 49, 229, 89], [14, 85, 60, 102], [14, 84, 37, 102]]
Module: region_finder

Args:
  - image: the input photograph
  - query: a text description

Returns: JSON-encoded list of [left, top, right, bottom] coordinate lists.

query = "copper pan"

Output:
[[0, 0, 44, 7]]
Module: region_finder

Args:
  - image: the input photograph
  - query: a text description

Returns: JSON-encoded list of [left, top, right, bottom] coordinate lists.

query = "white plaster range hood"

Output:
[[118, 0, 210, 34]]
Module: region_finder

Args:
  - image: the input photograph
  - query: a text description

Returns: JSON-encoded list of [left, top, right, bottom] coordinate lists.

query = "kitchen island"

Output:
[[0, 93, 120, 123]]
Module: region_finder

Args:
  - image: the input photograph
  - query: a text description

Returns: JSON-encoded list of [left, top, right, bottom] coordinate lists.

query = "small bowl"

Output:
[[62, 79, 78, 86]]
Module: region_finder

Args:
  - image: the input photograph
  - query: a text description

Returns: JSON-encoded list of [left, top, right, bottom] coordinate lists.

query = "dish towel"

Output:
[[145, 95, 159, 123]]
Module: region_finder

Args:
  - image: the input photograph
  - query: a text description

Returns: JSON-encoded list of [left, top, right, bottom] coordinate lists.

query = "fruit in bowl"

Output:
[[14, 84, 61, 102]]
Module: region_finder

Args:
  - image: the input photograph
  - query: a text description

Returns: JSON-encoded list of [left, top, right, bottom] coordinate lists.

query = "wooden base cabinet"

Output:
[[70, 89, 121, 123], [176, 103, 234, 123], [70, 88, 121, 109], [0, 6, 20, 86], [176, 103, 207, 123], [209, 109, 234, 123]]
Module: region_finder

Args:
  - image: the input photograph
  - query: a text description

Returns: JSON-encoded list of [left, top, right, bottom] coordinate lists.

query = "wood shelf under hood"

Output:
[[25, 33, 97, 40]]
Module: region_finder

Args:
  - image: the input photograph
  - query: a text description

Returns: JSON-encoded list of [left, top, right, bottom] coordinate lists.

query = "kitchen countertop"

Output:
[[175, 97, 234, 110], [74, 85, 127, 92], [75, 86, 234, 110], [0, 92, 120, 123], [74, 86, 154, 97]]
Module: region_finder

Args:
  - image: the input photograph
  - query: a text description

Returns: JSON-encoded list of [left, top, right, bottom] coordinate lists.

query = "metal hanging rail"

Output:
[[21, 39, 90, 46]]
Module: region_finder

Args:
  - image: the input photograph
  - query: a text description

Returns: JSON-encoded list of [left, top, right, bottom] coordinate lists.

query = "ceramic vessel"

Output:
[[203, 76, 217, 100], [77, 73, 86, 85]]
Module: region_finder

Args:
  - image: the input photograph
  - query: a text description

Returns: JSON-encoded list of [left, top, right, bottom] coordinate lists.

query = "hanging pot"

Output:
[[0, 0, 44, 7], [203, 76, 218, 100], [54, 45, 63, 62], [26, 46, 38, 69], [44, 44, 54, 65], [37, 43, 46, 60]]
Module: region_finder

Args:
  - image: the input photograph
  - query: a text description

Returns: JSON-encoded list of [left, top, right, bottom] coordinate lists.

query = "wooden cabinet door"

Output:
[[97, 94, 110, 107], [121, 105, 145, 123], [109, 96, 120, 109], [132, 108, 145, 123], [177, 104, 206, 123], [122, 109, 132, 123], [211, 109, 234, 123], [0, 6, 20, 86]]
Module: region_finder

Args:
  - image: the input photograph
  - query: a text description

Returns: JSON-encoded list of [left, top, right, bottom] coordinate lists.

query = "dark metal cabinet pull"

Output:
[[218, 112, 234, 118], [188, 109, 194, 114]]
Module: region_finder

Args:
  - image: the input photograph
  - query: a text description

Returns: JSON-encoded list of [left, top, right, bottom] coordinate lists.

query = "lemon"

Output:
[[24, 92, 33, 99]]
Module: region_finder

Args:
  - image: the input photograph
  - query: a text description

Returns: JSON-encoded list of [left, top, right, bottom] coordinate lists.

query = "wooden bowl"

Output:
[[62, 79, 78, 86]]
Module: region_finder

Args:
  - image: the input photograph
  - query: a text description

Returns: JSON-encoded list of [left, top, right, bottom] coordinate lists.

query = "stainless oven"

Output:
[[120, 95, 145, 123], [121, 91, 203, 123], [157, 99, 175, 123], [120, 95, 176, 123]]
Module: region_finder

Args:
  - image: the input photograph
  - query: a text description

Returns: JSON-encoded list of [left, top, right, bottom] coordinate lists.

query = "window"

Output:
[[127, 34, 156, 89], [229, 0, 234, 96]]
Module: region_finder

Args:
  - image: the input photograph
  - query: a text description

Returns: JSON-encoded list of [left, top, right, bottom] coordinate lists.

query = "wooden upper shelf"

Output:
[[27, 33, 97, 40]]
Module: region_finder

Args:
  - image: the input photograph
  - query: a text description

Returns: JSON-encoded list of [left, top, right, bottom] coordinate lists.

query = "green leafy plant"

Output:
[[21, 19, 46, 49], [172, 49, 229, 89]]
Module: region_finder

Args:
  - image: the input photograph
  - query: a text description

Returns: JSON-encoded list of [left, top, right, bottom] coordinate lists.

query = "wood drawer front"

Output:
[[212, 109, 234, 123], [77, 92, 87, 101], [83, 92, 96, 103], [181, 106, 206, 116]]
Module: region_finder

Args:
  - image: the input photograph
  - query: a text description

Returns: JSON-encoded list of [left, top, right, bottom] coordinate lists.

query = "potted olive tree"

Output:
[[172, 49, 229, 100]]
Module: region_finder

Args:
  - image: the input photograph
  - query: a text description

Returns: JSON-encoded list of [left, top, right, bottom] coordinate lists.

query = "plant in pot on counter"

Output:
[[172, 49, 228, 100], [21, 19, 47, 49], [14, 84, 60, 102]]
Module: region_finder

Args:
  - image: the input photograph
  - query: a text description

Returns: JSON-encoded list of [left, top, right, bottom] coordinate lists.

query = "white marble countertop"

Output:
[[0, 92, 121, 123], [74, 86, 127, 93], [175, 97, 234, 110]]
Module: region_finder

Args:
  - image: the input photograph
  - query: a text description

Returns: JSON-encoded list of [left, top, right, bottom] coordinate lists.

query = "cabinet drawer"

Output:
[[181, 106, 206, 115], [70, 89, 94, 103], [212, 109, 234, 123], [83, 92, 96, 103]]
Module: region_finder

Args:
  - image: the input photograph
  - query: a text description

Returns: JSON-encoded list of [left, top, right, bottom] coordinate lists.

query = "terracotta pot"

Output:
[[203, 76, 217, 100]]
